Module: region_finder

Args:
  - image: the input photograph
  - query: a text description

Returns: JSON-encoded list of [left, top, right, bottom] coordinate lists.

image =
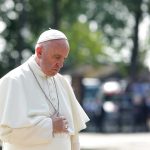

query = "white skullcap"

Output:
[[36, 28, 68, 44]]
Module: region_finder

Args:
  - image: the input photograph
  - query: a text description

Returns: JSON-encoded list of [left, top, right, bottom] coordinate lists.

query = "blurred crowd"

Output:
[[82, 78, 150, 133]]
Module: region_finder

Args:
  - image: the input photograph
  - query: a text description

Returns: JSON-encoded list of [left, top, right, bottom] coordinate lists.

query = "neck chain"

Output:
[[28, 64, 60, 116]]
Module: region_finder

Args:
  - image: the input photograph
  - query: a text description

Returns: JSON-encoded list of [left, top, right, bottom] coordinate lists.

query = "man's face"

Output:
[[37, 39, 70, 76]]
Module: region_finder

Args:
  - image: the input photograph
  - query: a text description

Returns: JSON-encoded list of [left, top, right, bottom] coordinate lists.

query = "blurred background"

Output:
[[0, 0, 150, 149]]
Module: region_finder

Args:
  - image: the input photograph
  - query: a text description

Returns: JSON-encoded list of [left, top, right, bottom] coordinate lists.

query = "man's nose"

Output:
[[57, 60, 64, 68]]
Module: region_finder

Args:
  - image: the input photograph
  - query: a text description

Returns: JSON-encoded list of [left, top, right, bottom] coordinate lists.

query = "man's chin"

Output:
[[47, 71, 59, 76]]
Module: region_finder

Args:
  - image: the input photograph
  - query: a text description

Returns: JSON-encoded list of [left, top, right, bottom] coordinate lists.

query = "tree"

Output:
[[82, 0, 150, 80], [0, 0, 105, 76], [0, 0, 53, 75], [121, 0, 146, 80], [62, 21, 104, 70]]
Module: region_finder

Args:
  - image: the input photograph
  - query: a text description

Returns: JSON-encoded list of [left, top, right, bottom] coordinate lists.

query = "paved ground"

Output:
[[0, 132, 150, 150], [79, 132, 150, 150]]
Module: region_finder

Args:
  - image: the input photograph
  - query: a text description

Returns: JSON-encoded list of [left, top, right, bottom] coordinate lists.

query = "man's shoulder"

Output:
[[56, 73, 63, 78], [55, 73, 68, 82], [0, 62, 28, 81], [55, 73, 71, 86]]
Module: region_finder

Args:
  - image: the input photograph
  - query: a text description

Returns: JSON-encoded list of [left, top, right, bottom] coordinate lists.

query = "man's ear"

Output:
[[35, 46, 42, 58]]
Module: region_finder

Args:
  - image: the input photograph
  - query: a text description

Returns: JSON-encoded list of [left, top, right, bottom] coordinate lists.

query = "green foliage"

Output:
[[62, 22, 105, 69], [60, 0, 86, 23], [0, 0, 150, 78], [0, 0, 106, 77], [121, 0, 142, 13], [81, 0, 150, 79], [27, 0, 53, 35]]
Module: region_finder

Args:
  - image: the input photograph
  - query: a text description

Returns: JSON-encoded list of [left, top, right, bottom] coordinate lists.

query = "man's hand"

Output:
[[52, 116, 69, 133]]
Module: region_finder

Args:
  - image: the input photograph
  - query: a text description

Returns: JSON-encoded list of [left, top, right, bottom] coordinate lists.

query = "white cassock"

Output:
[[0, 55, 89, 150]]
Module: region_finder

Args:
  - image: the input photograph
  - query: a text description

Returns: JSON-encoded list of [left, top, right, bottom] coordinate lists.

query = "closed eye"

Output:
[[53, 54, 68, 61], [53, 54, 61, 59]]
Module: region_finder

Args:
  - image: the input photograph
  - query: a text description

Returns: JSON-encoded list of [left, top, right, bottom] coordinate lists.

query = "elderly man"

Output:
[[0, 29, 89, 150]]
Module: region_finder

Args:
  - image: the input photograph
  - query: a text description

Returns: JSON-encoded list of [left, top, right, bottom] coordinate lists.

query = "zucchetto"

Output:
[[36, 28, 68, 44]]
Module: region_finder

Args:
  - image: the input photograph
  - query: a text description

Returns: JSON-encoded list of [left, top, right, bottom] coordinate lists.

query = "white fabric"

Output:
[[3, 134, 71, 150], [36, 29, 67, 44], [0, 55, 89, 150]]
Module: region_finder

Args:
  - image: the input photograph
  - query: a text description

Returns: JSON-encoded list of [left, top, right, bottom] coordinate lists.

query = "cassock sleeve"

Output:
[[0, 74, 54, 145], [57, 74, 90, 132], [0, 117, 53, 145], [57, 74, 90, 150]]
